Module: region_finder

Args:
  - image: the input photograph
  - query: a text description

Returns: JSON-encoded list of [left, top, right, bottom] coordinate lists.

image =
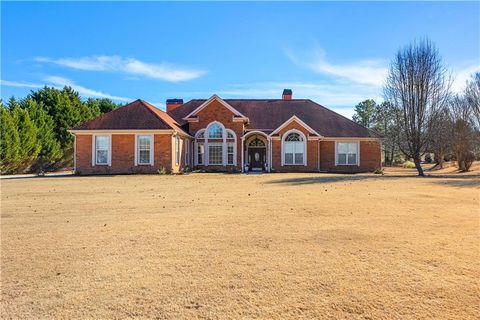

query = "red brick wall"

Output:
[[190, 99, 244, 171], [271, 120, 319, 172], [75, 134, 173, 175], [320, 140, 381, 173]]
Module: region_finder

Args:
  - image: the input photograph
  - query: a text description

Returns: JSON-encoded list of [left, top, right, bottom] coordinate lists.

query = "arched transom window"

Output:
[[248, 137, 266, 147], [208, 123, 223, 138], [283, 131, 305, 165]]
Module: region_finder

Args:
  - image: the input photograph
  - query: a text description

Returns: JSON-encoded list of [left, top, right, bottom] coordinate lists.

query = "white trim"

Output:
[[135, 134, 154, 166], [92, 134, 112, 166], [335, 141, 360, 166], [281, 129, 307, 166], [69, 129, 174, 135], [269, 115, 323, 137], [182, 95, 249, 120], [183, 117, 199, 123]]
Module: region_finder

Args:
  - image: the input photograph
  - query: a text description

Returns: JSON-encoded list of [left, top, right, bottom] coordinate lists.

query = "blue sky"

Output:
[[2, 1, 479, 118]]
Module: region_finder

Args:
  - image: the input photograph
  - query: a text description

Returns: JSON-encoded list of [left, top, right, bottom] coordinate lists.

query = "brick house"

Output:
[[69, 90, 381, 174]]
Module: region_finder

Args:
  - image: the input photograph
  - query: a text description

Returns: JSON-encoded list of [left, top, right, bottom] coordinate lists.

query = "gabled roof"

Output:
[[182, 95, 248, 120], [72, 99, 190, 136], [168, 99, 380, 138]]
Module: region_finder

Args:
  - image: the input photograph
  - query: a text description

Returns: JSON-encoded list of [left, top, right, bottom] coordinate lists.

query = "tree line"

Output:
[[352, 39, 479, 176], [0, 86, 121, 174]]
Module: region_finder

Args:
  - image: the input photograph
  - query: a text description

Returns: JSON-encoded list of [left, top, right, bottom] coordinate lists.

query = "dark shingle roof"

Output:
[[168, 99, 379, 138], [72, 99, 189, 136]]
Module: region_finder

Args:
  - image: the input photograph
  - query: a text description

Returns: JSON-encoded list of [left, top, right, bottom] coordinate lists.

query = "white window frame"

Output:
[[175, 135, 180, 165], [227, 142, 235, 165], [195, 142, 205, 165], [335, 141, 360, 166], [281, 129, 307, 166], [185, 139, 190, 167], [226, 129, 237, 166], [134, 134, 154, 166], [92, 134, 111, 166]]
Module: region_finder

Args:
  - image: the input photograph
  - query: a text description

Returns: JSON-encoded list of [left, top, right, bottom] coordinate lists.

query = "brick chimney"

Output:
[[166, 99, 184, 112], [282, 89, 292, 100]]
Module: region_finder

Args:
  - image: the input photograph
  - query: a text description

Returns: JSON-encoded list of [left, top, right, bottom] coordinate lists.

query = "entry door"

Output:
[[249, 148, 266, 169]]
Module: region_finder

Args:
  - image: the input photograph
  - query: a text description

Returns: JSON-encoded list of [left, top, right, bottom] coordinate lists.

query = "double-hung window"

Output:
[[337, 142, 358, 165], [227, 142, 235, 165], [137, 135, 153, 165], [185, 140, 190, 166], [95, 135, 110, 165], [197, 143, 204, 165]]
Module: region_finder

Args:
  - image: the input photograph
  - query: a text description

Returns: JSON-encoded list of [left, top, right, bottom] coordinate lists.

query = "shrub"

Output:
[[373, 168, 384, 175], [402, 160, 416, 168], [157, 166, 167, 175]]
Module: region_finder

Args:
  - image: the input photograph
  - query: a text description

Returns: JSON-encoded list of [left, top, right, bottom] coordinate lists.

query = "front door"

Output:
[[248, 148, 266, 170]]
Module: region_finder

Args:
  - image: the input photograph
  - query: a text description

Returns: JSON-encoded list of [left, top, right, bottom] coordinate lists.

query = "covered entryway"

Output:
[[243, 132, 269, 172]]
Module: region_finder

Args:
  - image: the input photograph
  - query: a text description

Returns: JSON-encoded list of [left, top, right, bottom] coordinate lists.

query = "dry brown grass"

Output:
[[1, 169, 479, 319]]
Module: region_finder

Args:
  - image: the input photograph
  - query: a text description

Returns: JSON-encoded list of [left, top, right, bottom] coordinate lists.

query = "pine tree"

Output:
[[23, 99, 62, 172], [11, 105, 41, 171], [0, 102, 21, 173]]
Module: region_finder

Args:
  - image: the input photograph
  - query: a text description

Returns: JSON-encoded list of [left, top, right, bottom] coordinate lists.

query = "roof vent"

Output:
[[166, 99, 184, 112], [282, 89, 292, 100]]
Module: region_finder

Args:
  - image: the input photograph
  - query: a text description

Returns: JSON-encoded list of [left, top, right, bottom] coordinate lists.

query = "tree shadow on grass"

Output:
[[266, 173, 479, 188]]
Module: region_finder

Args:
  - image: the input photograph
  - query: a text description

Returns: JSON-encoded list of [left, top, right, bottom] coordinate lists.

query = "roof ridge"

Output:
[[138, 100, 173, 129], [306, 99, 378, 137]]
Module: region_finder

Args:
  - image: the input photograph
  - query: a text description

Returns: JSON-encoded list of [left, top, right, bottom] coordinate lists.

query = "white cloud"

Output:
[[1, 77, 132, 102], [286, 48, 388, 87], [451, 64, 479, 93], [0, 80, 43, 89], [35, 55, 206, 82], [43, 76, 131, 102]]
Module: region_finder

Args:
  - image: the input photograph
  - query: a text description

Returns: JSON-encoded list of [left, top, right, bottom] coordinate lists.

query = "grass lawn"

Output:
[[1, 168, 479, 319]]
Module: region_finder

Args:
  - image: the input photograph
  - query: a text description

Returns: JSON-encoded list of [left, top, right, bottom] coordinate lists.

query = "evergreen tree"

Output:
[[23, 99, 62, 172], [352, 99, 378, 128], [11, 105, 41, 171], [0, 102, 21, 173]]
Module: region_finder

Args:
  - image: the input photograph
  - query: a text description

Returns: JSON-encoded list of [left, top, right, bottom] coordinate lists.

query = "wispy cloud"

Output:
[[43, 76, 131, 102], [286, 47, 388, 87], [1, 77, 131, 102], [35, 55, 206, 82], [0, 80, 43, 89]]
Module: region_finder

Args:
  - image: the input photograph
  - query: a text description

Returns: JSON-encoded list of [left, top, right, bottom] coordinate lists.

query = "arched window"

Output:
[[283, 131, 305, 165], [196, 130, 205, 139], [227, 130, 235, 139], [208, 123, 223, 138]]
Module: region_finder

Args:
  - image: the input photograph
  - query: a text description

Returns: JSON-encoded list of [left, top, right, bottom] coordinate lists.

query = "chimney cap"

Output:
[[282, 89, 292, 95], [166, 98, 184, 104]]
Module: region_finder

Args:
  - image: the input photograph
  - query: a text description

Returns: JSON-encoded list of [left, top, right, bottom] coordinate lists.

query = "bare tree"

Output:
[[450, 95, 476, 171], [384, 39, 451, 176], [465, 72, 480, 130], [428, 106, 452, 169]]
